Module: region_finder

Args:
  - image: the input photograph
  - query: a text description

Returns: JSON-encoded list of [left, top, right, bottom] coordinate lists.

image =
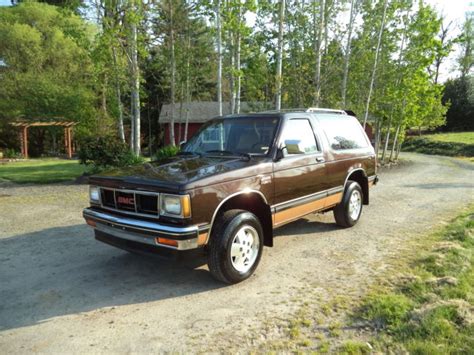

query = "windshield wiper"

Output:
[[204, 150, 252, 160]]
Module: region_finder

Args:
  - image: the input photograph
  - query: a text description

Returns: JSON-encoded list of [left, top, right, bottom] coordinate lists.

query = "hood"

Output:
[[89, 155, 263, 192]]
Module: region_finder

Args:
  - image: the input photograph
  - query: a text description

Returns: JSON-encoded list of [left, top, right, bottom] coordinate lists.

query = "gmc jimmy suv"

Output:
[[83, 108, 378, 284]]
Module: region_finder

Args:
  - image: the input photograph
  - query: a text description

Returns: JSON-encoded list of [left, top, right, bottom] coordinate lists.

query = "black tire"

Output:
[[207, 209, 264, 284], [333, 180, 363, 228]]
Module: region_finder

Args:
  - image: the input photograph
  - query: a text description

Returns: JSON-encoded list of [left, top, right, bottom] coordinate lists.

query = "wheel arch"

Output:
[[344, 168, 369, 205], [209, 190, 273, 247]]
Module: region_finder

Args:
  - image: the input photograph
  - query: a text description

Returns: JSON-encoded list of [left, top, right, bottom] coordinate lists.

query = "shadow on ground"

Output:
[[0, 216, 340, 332], [0, 225, 219, 331]]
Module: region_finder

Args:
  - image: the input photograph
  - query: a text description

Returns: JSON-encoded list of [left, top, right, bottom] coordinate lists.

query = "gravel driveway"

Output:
[[0, 153, 473, 353]]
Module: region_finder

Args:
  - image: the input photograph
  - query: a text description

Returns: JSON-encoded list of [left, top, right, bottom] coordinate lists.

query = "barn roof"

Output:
[[159, 101, 270, 123]]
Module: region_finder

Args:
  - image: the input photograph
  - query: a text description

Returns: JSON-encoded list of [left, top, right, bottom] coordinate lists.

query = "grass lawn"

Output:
[[403, 132, 474, 158], [423, 132, 474, 145], [0, 159, 86, 184], [354, 206, 474, 354]]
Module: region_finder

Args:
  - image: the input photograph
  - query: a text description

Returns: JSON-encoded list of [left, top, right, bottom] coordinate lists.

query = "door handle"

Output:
[[315, 157, 325, 163]]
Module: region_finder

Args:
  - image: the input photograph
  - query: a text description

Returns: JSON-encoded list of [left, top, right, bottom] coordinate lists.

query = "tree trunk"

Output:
[[216, 0, 223, 116], [341, 0, 356, 108], [395, 140, 402, 161], [235, 2, 242, 114], [275, 0, 285, 110], [130, 2, 141, 156], [381, 116, 392, 165], [389, 122, 401, 162], [184, 29, 191, 142], [178, 88, 184, 144], [314, 0, 325, 107], [169, 0, 176, 146], [363, 0, 388, 129], [112, 46, 125, 142], [374, 117, 382, 158], [230, 32, 236, 114]]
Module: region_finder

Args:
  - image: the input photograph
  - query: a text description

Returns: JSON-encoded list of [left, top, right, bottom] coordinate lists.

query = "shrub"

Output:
[[78, 136, 144, 171], [154, 145, 180, 159], [3, 148, 22, 159]]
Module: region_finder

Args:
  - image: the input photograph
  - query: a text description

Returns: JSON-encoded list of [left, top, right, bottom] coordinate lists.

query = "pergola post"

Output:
[[22, 126, 28, 159], [67, 127, 72, 159]]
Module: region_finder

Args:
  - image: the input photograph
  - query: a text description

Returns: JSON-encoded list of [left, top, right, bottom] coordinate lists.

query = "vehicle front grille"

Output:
[[99, 187, 159, 218]]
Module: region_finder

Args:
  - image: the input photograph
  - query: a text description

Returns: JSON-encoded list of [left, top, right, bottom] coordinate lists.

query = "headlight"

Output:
[[160, 194, 191, 218], [89, 186, 100, 202]]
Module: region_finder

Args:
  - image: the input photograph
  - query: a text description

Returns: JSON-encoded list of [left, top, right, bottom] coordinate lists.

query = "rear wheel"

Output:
[[207, 209, 263, 284], [334, 181, 363, 227]]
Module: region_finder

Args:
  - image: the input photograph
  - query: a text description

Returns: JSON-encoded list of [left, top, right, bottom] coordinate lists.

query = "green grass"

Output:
[[0, 159, 86, 184], [423, 132, 474, 145], [355, 207, 474, 354], [402, 135, 474, 157]]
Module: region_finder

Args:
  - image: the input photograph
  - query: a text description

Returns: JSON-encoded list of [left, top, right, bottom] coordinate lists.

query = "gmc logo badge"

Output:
[[117, 196, 135, 205]]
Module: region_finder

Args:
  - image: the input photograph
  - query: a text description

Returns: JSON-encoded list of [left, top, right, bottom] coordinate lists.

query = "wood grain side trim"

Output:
[[273, 192, 343, 227]]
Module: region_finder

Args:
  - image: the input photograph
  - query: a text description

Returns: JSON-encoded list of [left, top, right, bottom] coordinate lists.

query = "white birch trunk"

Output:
[[341, 0, 356, 108], [230, 32, 236, 114], [275, 0, 285, 110], [112, 47, 125, 143], [363, 0, 388, 129], [216, 0, 223, 116], [314, 0, 325, 107], [236, 2, 242, 114], [169, 0, 176, 146], [389, 122, 401, 162], [130, 2, 140, 156]]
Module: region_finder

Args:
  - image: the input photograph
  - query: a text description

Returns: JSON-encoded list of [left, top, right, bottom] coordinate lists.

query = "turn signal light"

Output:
[[156, 237, 178, 247], [86, 219, 96, 228]]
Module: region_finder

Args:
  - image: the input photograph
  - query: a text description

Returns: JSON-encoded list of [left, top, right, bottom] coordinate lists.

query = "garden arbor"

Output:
[[10, 121, 77, 159]]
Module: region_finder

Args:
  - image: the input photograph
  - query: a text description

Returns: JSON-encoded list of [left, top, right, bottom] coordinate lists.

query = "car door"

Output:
[[272, 118, 327, 227]]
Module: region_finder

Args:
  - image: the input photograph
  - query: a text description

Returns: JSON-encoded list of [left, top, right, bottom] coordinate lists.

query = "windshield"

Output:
[[182, 117, 279, 156]]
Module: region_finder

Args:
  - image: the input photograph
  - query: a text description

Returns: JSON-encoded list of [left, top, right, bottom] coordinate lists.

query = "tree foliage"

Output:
[[0, 0, 469, 162]]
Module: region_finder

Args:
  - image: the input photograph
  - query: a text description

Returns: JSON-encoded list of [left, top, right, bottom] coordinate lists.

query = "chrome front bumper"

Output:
[[83, 208, 208, 251]]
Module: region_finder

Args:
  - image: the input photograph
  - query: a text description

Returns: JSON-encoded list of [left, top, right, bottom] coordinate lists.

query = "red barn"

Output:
[[159, 101, 267, 146]]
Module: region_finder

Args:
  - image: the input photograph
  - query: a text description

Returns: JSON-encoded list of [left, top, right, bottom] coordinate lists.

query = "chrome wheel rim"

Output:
[[348, 190, 362, 220], [230, 225, 260, 273]]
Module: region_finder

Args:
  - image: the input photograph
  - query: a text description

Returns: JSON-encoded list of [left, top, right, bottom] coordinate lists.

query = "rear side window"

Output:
[[318, 115, 369, 150]]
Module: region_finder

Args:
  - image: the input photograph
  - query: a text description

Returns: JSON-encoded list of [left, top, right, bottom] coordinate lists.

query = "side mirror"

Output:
[[274, 144, 286, 161], [179, 141, 187, 150], [285, 140, 305, 154]]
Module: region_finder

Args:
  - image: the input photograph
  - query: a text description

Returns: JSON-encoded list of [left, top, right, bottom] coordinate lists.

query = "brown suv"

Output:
[[83, 108, 378, 284]]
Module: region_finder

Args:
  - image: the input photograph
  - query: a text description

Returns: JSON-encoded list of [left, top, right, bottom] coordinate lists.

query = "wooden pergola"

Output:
[[10, 121, 77, 159]]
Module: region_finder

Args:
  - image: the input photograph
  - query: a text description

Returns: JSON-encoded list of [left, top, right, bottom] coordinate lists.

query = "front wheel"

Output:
[[207, 209, 264, 284], [333, 181, 363, 228]]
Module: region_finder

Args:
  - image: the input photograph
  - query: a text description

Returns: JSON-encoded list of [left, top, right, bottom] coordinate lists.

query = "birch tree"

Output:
[[129, 0, 141, 155], [216, 0, 223, 115], [169, 0, 176, 146], [341, 0, 357, 108], [313, 0, 325, 106], [362, 0, 388, 129], [275, 0, 285, 110]]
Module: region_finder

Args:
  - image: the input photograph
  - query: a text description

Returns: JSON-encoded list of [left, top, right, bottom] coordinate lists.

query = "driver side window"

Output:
[[281, 119, 319, 156]]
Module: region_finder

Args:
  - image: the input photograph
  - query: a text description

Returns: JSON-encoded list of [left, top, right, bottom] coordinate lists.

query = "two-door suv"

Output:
[[83, 108, 378, 284]]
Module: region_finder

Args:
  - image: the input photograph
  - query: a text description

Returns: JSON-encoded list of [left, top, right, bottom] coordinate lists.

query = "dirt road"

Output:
[[0, 153, 472, 353]]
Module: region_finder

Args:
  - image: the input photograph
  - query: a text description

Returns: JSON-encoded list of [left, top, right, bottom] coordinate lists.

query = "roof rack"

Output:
[[260, 108, 308, 113], [260, 107, 348, 115], [306, 107, 347, 115]]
